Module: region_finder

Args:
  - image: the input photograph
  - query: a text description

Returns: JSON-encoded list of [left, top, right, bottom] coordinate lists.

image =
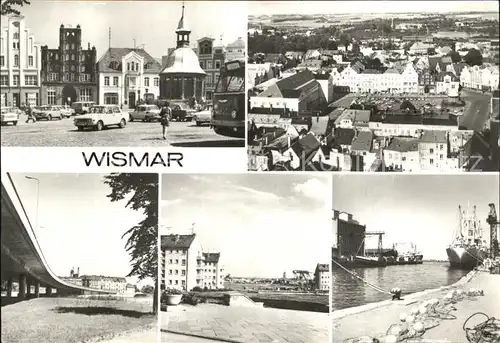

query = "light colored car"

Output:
[[1, 107, 20, 125], [58, 105, 74, 118], [129, 104, 161, 122], [33, 105, 63, 120], [192, 105, 212, 126], [74, 105, 128, 131], [72, 101, 96, 115]]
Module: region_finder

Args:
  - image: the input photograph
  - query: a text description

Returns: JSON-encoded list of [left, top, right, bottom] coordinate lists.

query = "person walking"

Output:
[[160, 102, 172, 140], [25, 104, 36, 123]]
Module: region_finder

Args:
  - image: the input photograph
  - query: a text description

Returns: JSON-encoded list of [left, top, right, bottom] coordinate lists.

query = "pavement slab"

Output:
[[162, 303, 329, 343], [1, 114, 243, 147]]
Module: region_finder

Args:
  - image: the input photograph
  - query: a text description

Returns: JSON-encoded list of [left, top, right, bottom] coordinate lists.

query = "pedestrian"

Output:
[[25, 104, 36, 123], [160, 102, 172, 140]]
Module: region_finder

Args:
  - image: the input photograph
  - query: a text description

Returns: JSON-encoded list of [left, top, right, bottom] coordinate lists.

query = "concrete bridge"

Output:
[[1, 172, 114, 305]]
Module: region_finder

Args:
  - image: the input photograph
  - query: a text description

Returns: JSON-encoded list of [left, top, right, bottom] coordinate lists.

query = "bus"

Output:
[[211, 59, 245, 138]]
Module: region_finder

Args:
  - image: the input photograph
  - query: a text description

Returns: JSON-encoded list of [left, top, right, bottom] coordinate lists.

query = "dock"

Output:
[[332, 270, 500, 342]]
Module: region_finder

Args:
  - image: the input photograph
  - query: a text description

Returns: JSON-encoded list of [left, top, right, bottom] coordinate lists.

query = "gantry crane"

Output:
[[365, 231, 385, 254], [487, 203, 500, 258]]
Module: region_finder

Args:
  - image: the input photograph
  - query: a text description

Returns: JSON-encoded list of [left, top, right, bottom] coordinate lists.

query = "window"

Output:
[[144, 77, 149, 87], [181, 259, 186, 266], [215, 60, 221, 69], [13, 75, 20, 86], [70, 65, 75, 72], [81, 65, 86, 73], [181, 270, 186, 276], [430, 158, 434, 164], [175, 270, 179, 275], [65, 54, 69, 61], [47, 89, 56, 105], [65, 43, 69, 50], [104, 76, 110, 86], [169, 269, 172, 275], [71, 54, 75, 60], [70, 73, 75, 81], [0, 56, 4, 67], [127, 63, 130, 71], [429, 148, 434, 154], [26, 56, 34, 67], [104, 93, 118, 105], [135, 62, 139, 71], [175, 259, 179, 264], [81, 54, 86, 62], [13, 32, 19, 39], [113, 76, 118, 86], [24, 75, 37, 86], [50, 73, 58, 81], [207, 60, 213, 69], [71, 43, 75, 50], [0, 75, 7, 86], [79, 88, 92, 101], [14, 54, 19, 67]]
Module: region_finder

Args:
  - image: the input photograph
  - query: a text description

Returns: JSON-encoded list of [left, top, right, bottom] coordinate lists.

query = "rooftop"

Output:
[[419, 130, 448, 144], [351, 131, 373, 152], [161, 234, 196, 249], [385, 137, 419, 152]]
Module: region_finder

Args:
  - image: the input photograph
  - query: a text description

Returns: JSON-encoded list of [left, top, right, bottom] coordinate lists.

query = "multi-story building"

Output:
[[460, 65, 500, 91], [436, 71, 459, 96], [383, 137, 420, 172], [97, 48, 161, 107], [40, 24, 97, 105], [225, 37, 245, 62], [80, 275, 127, 293], [332, 211, 366, 257], [0, 15, 41, 107], [197, 37, 224, 100], [314, 263, 330, 291], [161, 233, 224, 291], [418, 130, 448, 171]]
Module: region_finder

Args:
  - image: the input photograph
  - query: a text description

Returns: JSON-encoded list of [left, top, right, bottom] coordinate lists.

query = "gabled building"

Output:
[[225, 37, 245, 62], [97, 48, 162, 107], [383, 137, 420, 172], [314, 264, 330, 291], [436, 71, 459, 96], [1, 15, 42, 107], [418, 130, 448, 172], [284, 132, 323, 170], [40, 24, 97, 105], [197, 37, 225, 100]]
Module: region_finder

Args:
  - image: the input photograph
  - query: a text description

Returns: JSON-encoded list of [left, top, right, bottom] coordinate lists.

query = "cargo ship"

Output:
[[446, 204, 488, 270]]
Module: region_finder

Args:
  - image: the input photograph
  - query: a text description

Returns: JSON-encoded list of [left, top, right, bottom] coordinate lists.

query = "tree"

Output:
[[103, 173, 158, 314], [448, 51, 462, 64], [1, 0, 30, 15], [464, 48, 483, 66]]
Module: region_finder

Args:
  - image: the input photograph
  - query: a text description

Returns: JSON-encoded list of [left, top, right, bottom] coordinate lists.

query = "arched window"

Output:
[[65, 73, 69, 81], [55, 53, 59, 60], [71, 65, 75, 72], [71, 43, 75, 50], [135, 63, 139, 71], [14, 54, 19, 67], [71, 54, 75, 60], [65, 54, 69, 61], [81, 65, 86, 72]]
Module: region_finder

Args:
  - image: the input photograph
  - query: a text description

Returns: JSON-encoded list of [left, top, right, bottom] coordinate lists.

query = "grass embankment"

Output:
[[1, 296, 155, 343]]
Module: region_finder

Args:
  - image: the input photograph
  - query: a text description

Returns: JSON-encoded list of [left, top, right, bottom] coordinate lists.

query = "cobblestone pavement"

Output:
[[98, 327, 157, 343], [162, 304, 329, 343], [1, 114, 244, 147], [332, 272, 499, 343]]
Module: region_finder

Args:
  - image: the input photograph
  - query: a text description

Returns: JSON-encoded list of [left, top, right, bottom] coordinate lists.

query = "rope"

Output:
[[463, 312, 500, 343], [332, 258, 392, 295]]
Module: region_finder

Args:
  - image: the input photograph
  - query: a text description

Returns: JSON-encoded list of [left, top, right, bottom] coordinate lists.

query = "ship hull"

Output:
[[446, 246, 485, 270]]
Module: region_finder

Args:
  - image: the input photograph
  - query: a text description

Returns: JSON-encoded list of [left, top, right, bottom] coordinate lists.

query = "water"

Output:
[[331, 262, 469, 310]]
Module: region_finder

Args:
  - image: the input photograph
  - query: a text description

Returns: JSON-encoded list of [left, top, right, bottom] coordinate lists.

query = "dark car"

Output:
[[171, 102, 196, 122]]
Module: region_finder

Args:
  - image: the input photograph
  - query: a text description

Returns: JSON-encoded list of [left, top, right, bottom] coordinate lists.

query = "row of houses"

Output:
[[1, 13, 245, 107]]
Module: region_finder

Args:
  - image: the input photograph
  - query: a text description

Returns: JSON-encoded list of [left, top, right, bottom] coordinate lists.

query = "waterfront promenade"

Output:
[[162, 303, 329, 343], [332, 271, 500, 342]]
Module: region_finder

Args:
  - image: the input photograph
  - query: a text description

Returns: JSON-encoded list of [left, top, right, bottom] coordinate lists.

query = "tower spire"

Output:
[[176, 1, 190, 48]]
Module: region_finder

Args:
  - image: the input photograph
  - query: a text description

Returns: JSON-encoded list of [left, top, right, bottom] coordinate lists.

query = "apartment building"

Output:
[[197, 37, 225, 100], [161, 234, 224, 291], [80, 275, 127, 293], [314, 264, 330, 291], [0, 15, 41, 107]]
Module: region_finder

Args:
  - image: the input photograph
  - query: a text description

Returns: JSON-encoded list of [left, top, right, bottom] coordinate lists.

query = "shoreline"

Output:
[[331, 268, 478, 320]]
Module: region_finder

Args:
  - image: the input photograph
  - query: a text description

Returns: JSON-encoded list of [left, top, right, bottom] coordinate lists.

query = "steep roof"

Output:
[[310, 115, 330, 136], [385, 137, 419, 152], [315, 264, 329, 272], [98, 48, 162, 73], [419, 130, 447, 144], [259, 69, 315, 98], [227, 37, 245, 48], [290, 132, 320, 160], [203, 252, 220, 263], [333, 128, 355, 146], [351, 130, 373, 152], [161, 234, 196, 249]]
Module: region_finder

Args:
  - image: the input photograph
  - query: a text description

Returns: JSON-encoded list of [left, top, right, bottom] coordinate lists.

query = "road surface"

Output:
[[459, 89, 492, 131], [1, 114, 244, 147], [162, 332, 225, 342]]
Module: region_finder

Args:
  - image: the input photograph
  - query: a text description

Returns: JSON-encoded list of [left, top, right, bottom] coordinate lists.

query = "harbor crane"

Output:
[[487, 203, 500, 258], [365, 231, 385, 254]]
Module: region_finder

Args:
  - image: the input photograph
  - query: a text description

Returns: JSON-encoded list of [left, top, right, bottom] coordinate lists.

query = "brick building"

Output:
[[40, 24, 97, 105]]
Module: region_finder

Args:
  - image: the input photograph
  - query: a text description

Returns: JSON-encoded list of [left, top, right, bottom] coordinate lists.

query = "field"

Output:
[[1, 296, 155, 343]]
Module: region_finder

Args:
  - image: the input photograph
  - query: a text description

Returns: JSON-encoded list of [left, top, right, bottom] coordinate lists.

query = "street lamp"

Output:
[[25, 176, 40, 231]]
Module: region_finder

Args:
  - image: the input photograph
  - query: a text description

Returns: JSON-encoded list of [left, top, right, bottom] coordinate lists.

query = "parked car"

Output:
[[72, 101, 96, 115], [171, 102, 195, 122], [1, 107, 19, 125], [33, 105, 63, 120], [129, 104, 161, 122], [73, 105, 128, 131], [59, 105, 75, 118], [192, 105, 212, 126]]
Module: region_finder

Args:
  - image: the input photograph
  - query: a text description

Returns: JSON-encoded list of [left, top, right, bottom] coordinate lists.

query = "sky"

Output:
[[249, 1, 499, 16], [9, 0, 247, 60], [332, 174, 500, 261], [9, 173, 153, 286], [160, 174, 332, 278]]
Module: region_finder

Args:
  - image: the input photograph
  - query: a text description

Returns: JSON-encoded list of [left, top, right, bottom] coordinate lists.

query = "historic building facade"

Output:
[[97, 48, 161, 107], [197, 37, 224, 100], [0, 15, 42, 107], [159, 4, 206, 101], [40, 24, 97, 105]]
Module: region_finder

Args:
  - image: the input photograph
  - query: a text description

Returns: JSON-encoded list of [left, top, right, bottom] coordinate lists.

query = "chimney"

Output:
[[347, 213, 353, 222], [77, 267, 80, 277], [88, 42, 90, 50], [70, 267, 74, 277], [174, 234, 180, 244]]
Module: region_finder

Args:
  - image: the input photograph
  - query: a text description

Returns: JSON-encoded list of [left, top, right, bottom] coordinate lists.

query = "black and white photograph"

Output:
[[247, 1, 500, 172], [0, 1, 246, 147], [159, 174, 331, 343], [331, 174, 500, 342], [1, 172, 158, 343]]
